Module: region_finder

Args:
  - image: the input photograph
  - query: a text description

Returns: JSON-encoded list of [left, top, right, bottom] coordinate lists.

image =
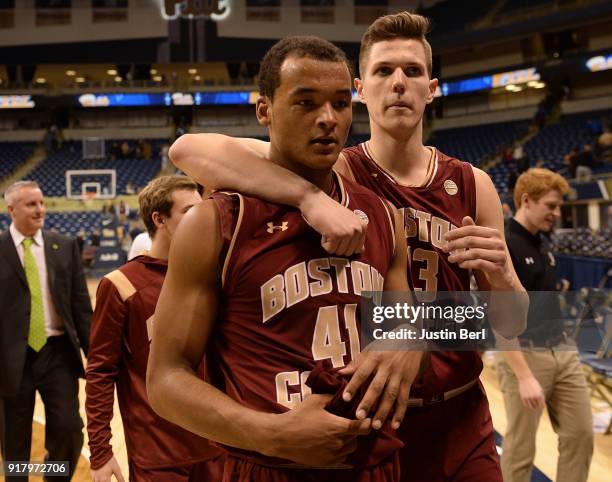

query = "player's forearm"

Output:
[[170, 133, 317, 208], [147, 363, 279, 456], [486, 288, 529, 339]]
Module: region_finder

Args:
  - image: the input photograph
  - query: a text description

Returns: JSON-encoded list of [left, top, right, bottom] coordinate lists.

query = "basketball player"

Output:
[[168, 12, 528, 481], [85, 176, 224, 482], [147, 36, 423, 481]]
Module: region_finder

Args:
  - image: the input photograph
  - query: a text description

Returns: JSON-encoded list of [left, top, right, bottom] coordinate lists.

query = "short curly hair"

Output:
[[258, 36, 352, 100], [514, 168, 570, 209], [138, 175, 198, 238]]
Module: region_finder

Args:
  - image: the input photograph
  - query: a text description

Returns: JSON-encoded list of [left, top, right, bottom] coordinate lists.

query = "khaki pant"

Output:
[[495, 350, 593, 482]]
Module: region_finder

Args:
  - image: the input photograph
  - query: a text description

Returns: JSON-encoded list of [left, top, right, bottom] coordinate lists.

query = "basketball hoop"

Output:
[[83, 190, 97, 207]]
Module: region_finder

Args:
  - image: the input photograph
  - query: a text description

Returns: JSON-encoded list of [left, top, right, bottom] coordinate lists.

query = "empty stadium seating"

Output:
[[552, 227, 612, 259], [427, 120, 529, 168], [0, 210, 103, 240], [0, 142, 36, 180], [524, 109, 612, 176], [24, 140, 162, 196]]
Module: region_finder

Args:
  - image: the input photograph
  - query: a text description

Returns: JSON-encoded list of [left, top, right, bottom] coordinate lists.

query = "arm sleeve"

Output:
[[70, 237, 93, 354], [85, 277, 127, 470]]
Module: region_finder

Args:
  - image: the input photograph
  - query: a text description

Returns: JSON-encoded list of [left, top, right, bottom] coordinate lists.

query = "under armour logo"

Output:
[[525, 257, 535, 265], [267, 222, 288, 233]]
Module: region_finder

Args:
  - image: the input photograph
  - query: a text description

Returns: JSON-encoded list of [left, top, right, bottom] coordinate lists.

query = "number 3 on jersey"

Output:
[[409, 247, 439, 292]]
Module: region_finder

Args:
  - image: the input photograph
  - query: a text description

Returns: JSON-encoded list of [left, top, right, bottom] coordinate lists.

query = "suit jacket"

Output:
[[0, 229, 92, 396]]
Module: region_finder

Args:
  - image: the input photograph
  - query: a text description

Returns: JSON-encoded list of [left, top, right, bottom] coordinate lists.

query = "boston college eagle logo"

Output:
[[267, 222, 289, 234], [162, 0, 231, 20]]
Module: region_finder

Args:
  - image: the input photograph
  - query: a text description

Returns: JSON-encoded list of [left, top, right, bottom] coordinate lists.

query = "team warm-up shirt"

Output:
[[208, 173, 397, 467], [86, 256, 222, 470], [343, 143, 482, 398]]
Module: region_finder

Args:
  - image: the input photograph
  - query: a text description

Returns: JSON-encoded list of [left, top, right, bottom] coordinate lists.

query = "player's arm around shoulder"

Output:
[[472, 166, 528, 337], [169, 133, 270, 190], [170, 133, 367, 256]]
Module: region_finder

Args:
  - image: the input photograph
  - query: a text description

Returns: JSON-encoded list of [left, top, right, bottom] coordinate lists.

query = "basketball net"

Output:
[[83, 190, 97, 207]]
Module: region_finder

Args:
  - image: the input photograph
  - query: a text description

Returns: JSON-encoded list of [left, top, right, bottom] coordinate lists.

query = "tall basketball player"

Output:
[[147, 36, 423, 481], [168, 12, 528, 481]]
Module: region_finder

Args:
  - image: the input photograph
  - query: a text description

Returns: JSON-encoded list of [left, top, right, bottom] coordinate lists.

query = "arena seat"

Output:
[[0, 142, 36, 181], [552, 227, 612, 259], [0, 211, 103, 240], [427, 120, 528, 167], [23, 140, 162, 196], [524, 109, 612, 176], [574, 293, 612, 435]]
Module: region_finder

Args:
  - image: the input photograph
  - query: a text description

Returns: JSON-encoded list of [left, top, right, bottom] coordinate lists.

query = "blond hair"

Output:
[[138, 176, 198, 237], [359, 11, 432, 78], [514, 168, 570, 209]]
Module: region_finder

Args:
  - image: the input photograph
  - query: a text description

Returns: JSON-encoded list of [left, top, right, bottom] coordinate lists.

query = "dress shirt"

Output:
[[10, 224, 64, 336]]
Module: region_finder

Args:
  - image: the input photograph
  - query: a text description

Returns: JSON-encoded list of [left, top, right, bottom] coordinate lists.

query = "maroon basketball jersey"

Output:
[[342, 143, 482, 396], [208, 173, 396, 465]]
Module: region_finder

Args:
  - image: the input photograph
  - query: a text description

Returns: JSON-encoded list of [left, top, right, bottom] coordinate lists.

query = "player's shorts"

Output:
[[222, 452, 400, 482], [128, 453, 225, 481], [398, 382, 502, 482]]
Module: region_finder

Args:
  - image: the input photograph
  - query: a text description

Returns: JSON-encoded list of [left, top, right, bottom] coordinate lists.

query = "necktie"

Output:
[[23, 238, 47, 351]]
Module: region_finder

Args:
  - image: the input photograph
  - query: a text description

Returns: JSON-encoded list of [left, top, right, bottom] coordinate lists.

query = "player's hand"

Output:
[[443, 216, 512, 288], [298, 189, 367, 256], [91, 456, 125, 482], [338, 349, 424, 431], [268, 393, 371, 467], [518, 376, 545, 410]]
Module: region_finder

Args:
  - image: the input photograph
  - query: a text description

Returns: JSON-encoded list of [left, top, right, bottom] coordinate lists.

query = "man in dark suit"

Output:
[[0, 180, 91, 481]]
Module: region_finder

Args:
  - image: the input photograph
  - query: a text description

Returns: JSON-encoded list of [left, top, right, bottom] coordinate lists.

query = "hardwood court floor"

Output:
[[2, 278, 610, 481]]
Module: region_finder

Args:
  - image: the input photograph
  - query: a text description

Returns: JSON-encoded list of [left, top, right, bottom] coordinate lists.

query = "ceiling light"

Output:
[[66, 70, 76, 76], [188, 68, 197, 75], [114, 76, 122, 82], [150, 68, 158, 75], [194, 75, 201, 81], [35, 77, 46, 84], [76, 77, 86, 83], [153, 75, 163, 82], [107, 69, 117, 75]]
